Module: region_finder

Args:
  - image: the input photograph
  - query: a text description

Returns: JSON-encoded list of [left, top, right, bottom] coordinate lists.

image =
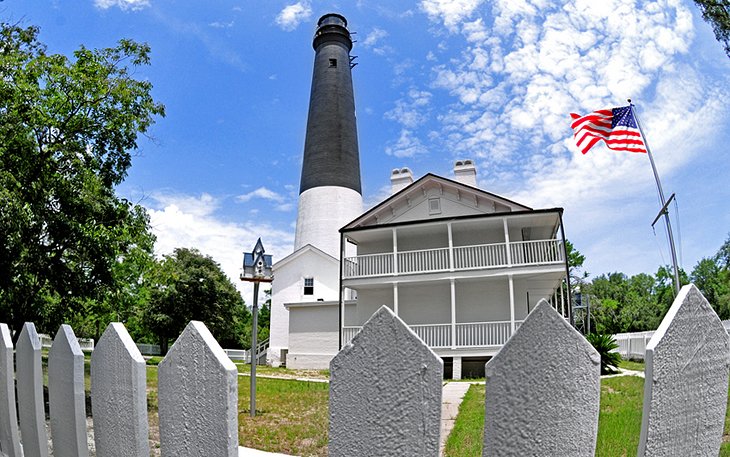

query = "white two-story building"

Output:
[[337, 161, 572, 379]]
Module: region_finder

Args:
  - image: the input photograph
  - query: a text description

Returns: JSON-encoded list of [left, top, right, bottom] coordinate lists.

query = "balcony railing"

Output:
[[342, 320, 524, 348], [344, 239, 563, 279]]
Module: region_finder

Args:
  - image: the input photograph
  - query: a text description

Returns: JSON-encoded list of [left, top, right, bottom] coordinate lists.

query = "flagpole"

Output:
[[628, 100, 681, 296]]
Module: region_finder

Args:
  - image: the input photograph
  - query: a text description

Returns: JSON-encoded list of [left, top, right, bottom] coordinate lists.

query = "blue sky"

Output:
[[5, 0, 730, 297]]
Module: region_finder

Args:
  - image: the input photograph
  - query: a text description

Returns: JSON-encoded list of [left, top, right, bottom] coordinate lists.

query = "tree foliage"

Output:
[[0, 23, 164, 337], [587, 233, 730, 333], [143, 248, 248, 354], [692, 0, 730, 58], [691, 233, 730, 318]]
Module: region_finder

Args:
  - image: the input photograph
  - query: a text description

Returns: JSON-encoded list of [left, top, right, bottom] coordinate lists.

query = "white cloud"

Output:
[[362, 27, 393, 55], [275, 1, 312, 31], [209, 21, 234, 29], [237, 187, 285, 203], [363, 27, 389, 47], [146, 193, 294, 298], [237, 187, 294, 212], [385, 89, 433, 129], [94, 0, 150, 11], [385, 129, 429, 158], [420, 0, 485, 32]]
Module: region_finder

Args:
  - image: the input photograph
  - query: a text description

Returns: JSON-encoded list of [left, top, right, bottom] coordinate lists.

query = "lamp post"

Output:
[[240, 238, 273, 417]]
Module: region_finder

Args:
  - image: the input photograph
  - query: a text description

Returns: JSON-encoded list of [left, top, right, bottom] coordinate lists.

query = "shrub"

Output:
[[586, 333, 621, 375]]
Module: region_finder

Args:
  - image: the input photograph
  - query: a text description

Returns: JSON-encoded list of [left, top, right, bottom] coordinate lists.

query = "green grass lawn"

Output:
[[445, 375, 730, 457], [234, 363, 330, 380], [618, 359, 646, 372]]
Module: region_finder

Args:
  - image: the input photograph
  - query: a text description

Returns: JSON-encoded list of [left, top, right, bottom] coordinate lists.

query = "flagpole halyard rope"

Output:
[[628, 100, 681, 296]]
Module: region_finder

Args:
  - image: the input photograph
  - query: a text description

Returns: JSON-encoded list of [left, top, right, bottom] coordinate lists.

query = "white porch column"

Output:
[[450, 279, 457, 349], [392, 228, 398, 275], [560, 281, 566, 317], [340, 236, 347, 348], [509, 275, 515, 334], [393, 283, 399, 315], [452, 356, 462, 380], [503, 218, 512, 266], [447, 222, 454, 271]]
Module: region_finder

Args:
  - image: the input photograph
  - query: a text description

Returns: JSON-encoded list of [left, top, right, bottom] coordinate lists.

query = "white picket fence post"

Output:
[[0, 283, 726, 456], [0, 323, 22, 457], [91, 323, 150, 457], [329, 306, 443, 457], [16, 322, 49, 457], [483, 300, 601, 456], [637, 284, 730, 456], [158, 320, 239, 457], [48, 324, 90, 457]]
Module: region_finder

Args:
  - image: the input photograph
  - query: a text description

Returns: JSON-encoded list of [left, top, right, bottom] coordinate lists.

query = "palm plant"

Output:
[[586, 333, 621, 375]]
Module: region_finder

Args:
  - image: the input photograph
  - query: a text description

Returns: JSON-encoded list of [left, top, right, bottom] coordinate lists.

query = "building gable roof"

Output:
[[273, 244, 338, 271], [342, 173, 532, 230]]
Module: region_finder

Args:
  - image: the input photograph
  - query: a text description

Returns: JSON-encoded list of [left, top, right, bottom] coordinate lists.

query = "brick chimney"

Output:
[[453, 159, 477, 187], [390, 167, 414, 194]]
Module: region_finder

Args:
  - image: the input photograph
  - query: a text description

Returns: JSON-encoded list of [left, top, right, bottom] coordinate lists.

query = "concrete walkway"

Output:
[[439, 382, 473, 456], [603, 368, 645, 378]]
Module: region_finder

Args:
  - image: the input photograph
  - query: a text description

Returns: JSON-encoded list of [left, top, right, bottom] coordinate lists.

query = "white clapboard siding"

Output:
[[329, 306, 443, 457], [0, 324, 22, 457], [48, 324, 89, 457], [158, 321, 239, 457], [16, 322, 49, 457], [91, 323, 150, 457]]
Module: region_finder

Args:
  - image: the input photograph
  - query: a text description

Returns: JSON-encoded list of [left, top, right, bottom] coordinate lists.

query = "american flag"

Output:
[[570, 105, 647, 154]]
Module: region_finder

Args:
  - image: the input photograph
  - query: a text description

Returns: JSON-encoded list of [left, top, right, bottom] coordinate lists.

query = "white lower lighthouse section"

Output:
[[268, 185, 362, 368], [294, 186, 363, 258]]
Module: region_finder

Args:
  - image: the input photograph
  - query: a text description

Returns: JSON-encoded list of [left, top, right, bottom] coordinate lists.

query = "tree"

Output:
[[0, 23, 164, 338], [566, 240, 589, 290], [143, 248, 248, 354], [692, 0, 730, 58], [690, 233, 730, 318]]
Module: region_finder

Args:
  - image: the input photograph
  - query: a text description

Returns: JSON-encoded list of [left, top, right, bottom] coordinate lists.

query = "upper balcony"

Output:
[[343, 238, 564, 279]]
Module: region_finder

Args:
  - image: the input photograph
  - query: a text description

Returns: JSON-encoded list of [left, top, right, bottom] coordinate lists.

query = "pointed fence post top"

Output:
[[638, 284, 730, 456], [335, 304, 441, 360], [51, 324, 83, 357], [0, 324, 11, 349], [648, 284, 729, 354], [483, 299, 601, 457], [18, 322, 41, 351], [486, 299, 599, 378], [95, 322, 145, 364], [329, 306, 443, 457], [159, 320, 236, 372]]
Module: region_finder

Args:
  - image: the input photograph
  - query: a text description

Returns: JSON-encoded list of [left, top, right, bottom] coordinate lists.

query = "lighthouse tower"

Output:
[[294, 13, 363, 257], [268, 14, 363, 368]]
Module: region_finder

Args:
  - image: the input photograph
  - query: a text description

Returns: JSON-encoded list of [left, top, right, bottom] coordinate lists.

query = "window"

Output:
[[329, 58, 337, 68], [303, 277, 314, 295], [428, 198, 441, 215]]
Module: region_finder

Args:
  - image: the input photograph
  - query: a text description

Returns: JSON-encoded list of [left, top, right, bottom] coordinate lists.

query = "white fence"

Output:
[[613, 320, 730, 360], [39, 332, 95, 351], [613, 330, 655, 360], [0, 285, 727, 456]]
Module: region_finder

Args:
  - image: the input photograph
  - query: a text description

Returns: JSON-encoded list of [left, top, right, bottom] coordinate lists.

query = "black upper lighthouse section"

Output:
[[299, 13, 362, 195]]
